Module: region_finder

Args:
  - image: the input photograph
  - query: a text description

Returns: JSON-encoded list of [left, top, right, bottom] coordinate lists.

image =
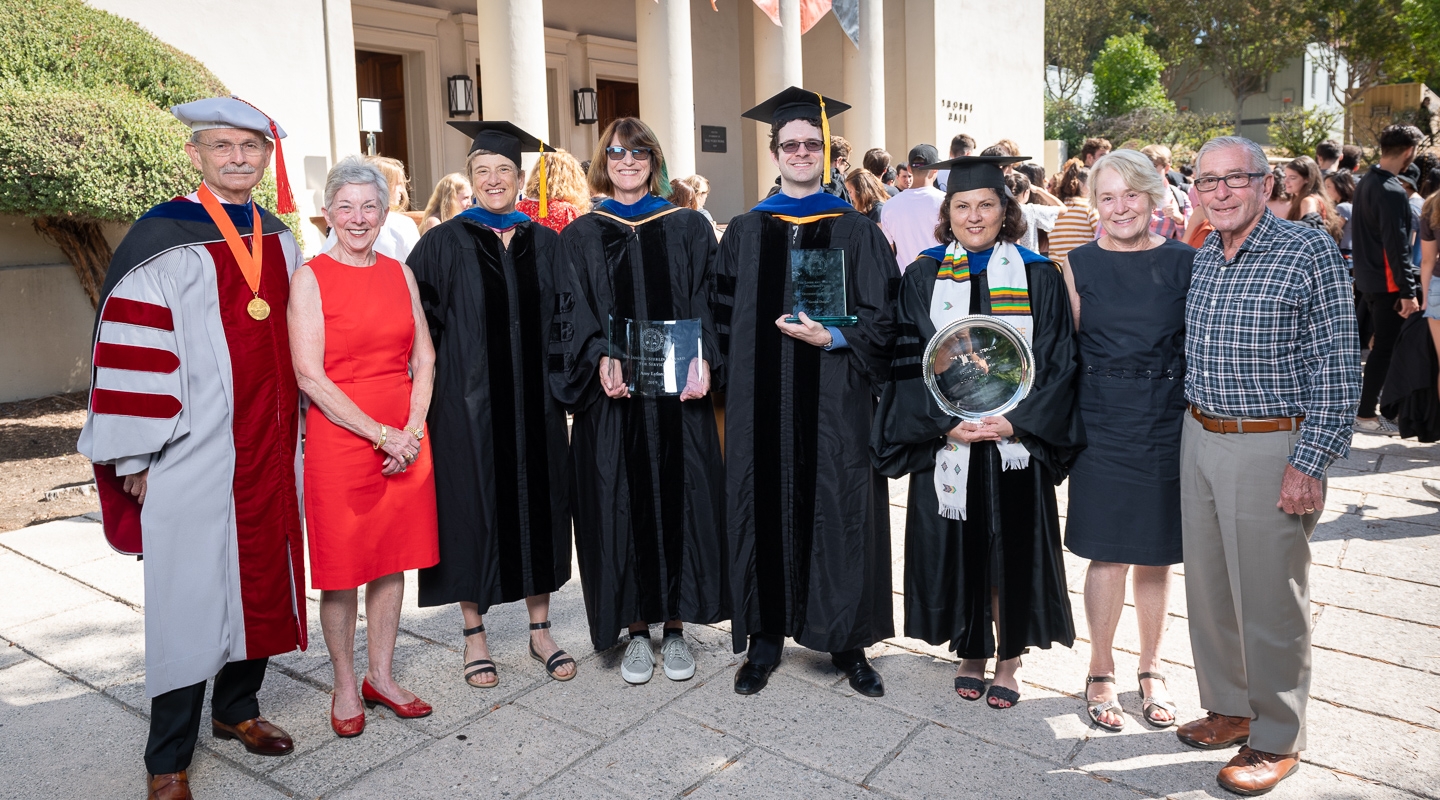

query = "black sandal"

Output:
[[954, 676, 986, 701], [528, 621, 576, 682], [985, 684, 1020, 710], [1085, 675, 1125, 732], [1138, 671, 1178, 729], [461, 624, 497, 688]]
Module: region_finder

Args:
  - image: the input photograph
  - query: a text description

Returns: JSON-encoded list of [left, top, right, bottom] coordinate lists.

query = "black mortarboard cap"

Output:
[[446, 120, 554, 168], [922, 155, 1031, 193]]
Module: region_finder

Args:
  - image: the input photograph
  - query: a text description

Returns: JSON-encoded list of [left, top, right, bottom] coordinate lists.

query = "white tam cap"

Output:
[[170, 96, 288, 139]]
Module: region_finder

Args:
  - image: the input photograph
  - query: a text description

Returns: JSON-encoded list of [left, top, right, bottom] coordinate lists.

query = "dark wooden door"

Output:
[[596, 79, 639, 135], [355, 50, 409, 173]]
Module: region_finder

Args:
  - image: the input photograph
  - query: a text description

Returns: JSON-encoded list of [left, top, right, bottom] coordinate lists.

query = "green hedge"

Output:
[[0, 0, 226, 108]]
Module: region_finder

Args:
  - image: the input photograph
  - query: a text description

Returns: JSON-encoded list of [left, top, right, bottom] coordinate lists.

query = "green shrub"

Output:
[[1091, 33, 1174, 118], [1045, 96, 1090, 158], [1092, 108, 1235, 163], [1268, 107, 1344, 158]]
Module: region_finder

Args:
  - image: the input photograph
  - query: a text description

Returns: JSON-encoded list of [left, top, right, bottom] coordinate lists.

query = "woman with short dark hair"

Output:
[[873, 155, 1081, 711]]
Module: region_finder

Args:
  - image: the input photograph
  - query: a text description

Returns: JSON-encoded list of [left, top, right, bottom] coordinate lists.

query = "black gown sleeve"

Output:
[[550, 221, 607, 409], [687, 213, 723, 376], [870, 257, 955, 478], [840, 218, 898, 389], [710, 218, 744, 395], [407, 222, 458, 349], [1004, 261, 1085, 481]]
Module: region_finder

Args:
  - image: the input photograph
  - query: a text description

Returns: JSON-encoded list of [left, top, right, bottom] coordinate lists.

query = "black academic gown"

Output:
[[409, 217, 583, 612], [871, 252, 1081, 661], [713, 204, 897, 655], [556, 203, 730, 650]]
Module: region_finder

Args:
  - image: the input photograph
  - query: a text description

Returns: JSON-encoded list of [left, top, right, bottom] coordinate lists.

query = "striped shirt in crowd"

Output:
[[1048, 198, 1099, 263]]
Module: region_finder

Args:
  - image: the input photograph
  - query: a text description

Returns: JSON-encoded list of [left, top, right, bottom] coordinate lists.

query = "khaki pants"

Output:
[[1180, 413, 1320, 754]]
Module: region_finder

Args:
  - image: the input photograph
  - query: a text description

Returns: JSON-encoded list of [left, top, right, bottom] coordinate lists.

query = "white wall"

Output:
[[90, 0, 338, 249]]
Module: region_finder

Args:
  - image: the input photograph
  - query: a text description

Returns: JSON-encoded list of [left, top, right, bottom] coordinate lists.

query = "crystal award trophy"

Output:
[[786, 248, 857, 326], [608, 316, 703, 397], [922, 315, 1034, 420]]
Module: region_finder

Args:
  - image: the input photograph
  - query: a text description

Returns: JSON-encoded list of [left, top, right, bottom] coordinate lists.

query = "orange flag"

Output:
[[752, 0, 834, 33]]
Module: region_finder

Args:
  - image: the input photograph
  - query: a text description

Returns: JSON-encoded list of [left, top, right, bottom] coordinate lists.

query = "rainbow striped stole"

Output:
[[934, 249, 1030, 316]]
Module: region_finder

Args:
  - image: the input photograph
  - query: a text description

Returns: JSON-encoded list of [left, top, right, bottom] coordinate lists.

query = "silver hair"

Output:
[[1089, 149, 1170, 212], [323, 155, 389, 210], [1195, 136, 1268, 175]]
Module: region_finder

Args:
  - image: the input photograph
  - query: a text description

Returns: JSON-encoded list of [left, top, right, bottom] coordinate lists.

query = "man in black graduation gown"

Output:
[[714, 87, 897, 697], [409, 121, 592, 684]]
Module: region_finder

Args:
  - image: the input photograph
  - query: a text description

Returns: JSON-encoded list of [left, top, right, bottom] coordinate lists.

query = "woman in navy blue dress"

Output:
[[1062, 150, 1193, 733]]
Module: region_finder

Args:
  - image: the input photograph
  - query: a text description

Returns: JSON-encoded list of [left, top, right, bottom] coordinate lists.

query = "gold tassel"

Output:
[[817, 93, 830, 186], [538, 144, 549, 218]]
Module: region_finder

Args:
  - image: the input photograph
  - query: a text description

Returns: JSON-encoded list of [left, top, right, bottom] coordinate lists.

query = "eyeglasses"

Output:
[[779, 139, 825, 154], [471, 165, 516, 180], [605, 146, 652, 161], [193, 139, 266, 157], [1194, 172, 1269, 192]]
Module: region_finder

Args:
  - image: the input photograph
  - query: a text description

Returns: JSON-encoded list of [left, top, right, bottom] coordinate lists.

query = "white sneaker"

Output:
[[621, 636, 654, 684], [1354, 417, 1400, 436], [661, 634, 696, 681]]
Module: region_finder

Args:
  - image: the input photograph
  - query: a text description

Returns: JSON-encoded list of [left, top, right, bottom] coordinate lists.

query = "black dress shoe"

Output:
[[834, 657, 885, 697], [733, 660, 776, 695]]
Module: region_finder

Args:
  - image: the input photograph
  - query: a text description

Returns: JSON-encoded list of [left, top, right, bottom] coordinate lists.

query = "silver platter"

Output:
[[922, 315, 1035, 421]]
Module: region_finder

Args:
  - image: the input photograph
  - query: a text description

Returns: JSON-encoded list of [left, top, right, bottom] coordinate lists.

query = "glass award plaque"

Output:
[[608, 317, 703, 397], [922, 315, 1034, 420], [786, 248, 858, 326]]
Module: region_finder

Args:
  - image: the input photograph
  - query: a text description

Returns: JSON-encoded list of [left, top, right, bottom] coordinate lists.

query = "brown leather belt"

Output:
[[1190, 405, 1304, 434]]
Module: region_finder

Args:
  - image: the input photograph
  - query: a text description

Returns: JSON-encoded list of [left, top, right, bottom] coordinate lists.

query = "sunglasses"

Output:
[[779, 139, 825, 154], [605, 145, 652, 161]]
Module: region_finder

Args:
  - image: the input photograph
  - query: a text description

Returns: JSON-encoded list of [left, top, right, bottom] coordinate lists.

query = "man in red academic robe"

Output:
[[77, 96, 306, 800]]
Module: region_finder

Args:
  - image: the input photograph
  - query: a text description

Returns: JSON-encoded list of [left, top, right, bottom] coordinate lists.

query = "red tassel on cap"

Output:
[[232, 96, 296, 215]]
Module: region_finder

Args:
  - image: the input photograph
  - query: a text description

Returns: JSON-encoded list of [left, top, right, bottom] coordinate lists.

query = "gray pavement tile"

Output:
[[516, 623, 737, 739], [182, 752, 295, 800], [1312, 606, 1440, 674], [685, 749, 870, 799], [1325, 488, 1368, 516], [889, 477, 908, 508], [1310, 564, 1440, 626], [533, 769, 633, 799], [669, 671, 918, 783], [0, 657, 149, 800], [1340, 538, 1440, 587], [325, 704, 597, 800], [862, 651, 1091, 765], [565, 710, 748, 799], [1333, 448, 1382, 472], [1309, 648, 1440, 729], [5, 599, 145, 689], [869, 723, 1148, 799], [1328, 468, 1434, 502], [1349, 492, 1440, 529], [890, 505, 906, 594], [1312, 511, 1440, 548], [62, 553, 145, 607], [0, 517, 114, 571], [0, 551, 109, 630], [1304, 699, 1440, 798], [0, 642, 27, 672], [266, 713, 434, 798]]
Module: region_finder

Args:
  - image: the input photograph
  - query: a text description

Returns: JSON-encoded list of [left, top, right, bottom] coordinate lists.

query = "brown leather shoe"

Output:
[[147, 771, 192, 800], [1177, 711, 1250, 750], [211, 716, 294, 756], [1217, 746, 1299, 795]]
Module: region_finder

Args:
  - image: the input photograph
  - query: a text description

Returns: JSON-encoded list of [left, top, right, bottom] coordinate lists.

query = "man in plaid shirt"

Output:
[[1176, 136, 1359, 796]]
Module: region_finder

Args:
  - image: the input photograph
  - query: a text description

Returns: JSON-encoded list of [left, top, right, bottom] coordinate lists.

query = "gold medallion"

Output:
[[247, 297, 271, 320]]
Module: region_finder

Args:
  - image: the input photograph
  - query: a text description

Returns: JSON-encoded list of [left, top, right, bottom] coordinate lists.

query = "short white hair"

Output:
[[1195, 136, 1268, 175], [1089, 149, 1169, 212], [323, 155, 389, 210]]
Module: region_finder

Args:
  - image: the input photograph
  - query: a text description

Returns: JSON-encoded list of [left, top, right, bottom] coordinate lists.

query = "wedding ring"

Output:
[[1304, 507, 1315, 513]]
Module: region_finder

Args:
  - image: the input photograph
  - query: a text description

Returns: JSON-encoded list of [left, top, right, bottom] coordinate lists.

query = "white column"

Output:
[[752, 0, 803, 196], [476, 0, 550, 149], [321, 0, 361, 164], [842, 0, 885, 154], [636, 0, 696, 179]]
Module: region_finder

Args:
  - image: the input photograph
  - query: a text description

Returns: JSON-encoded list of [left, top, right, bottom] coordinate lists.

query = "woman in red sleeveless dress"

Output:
[[289, 157, 439, 737]]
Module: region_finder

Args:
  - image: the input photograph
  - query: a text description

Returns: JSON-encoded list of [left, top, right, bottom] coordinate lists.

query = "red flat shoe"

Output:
[[361, 678, 433, 719], [330, 695, 365, 738]]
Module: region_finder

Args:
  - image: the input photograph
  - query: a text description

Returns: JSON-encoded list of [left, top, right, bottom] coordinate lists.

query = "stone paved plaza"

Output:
[[2, 429, 1438, 799]]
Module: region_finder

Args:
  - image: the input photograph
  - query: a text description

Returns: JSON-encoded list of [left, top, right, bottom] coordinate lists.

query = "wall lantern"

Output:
[[448, 75, 475, 117], [358, 98, 383, 156], [574, 87, 599, 125]]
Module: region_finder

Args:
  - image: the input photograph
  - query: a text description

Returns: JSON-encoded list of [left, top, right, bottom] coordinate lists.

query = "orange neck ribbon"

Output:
[[196, 183, 263, 295]]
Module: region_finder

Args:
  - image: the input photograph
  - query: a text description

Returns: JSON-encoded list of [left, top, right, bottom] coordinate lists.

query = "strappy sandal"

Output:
[[528, 621, 577, 682], [985, 684, 1020, 710], [1138, 671, 1178, 729], [461, 624, 498, 688], [954, 675, 986, 701], [1085, 675, 1125, 732]]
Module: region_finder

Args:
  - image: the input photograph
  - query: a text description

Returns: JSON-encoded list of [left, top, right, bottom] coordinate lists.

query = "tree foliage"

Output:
[[1189, 0, 1311, 127], [1044, 0, 1139, 102], [1267, 106, 1345, 158], [1091, 33, 1175, 117]]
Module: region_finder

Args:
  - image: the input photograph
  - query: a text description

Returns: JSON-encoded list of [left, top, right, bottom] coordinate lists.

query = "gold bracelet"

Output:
[[406, 425, 424, 441], [373, 424, 387, 450]]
